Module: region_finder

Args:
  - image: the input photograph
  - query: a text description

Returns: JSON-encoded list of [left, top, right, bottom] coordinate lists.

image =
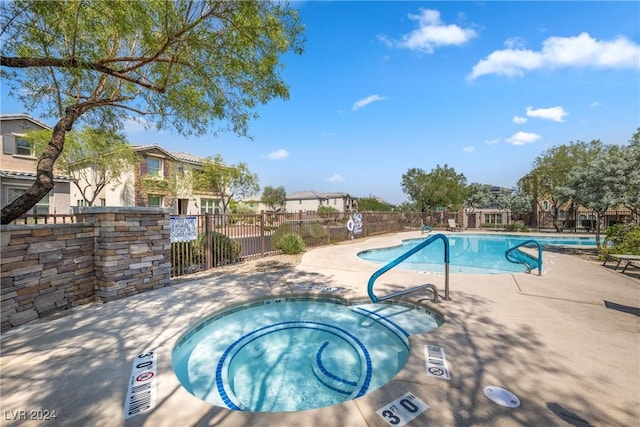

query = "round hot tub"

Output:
[[172, 297, 443, 412]]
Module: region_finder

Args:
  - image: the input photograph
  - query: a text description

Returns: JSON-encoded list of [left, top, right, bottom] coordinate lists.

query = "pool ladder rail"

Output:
[[367, 233, 451, 304], [504, 240, 543, 276]]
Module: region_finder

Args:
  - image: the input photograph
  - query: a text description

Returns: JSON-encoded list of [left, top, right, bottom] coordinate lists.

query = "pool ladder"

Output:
[[367, 233, 451, 303], [505, 240, 543, 276]]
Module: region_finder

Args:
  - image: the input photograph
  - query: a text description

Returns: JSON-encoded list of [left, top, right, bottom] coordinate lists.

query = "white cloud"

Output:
[[266, 148, 289, 160], [327, 174, 344, 183], [589, 101, 602, 108], [352, 94, 386, 111], [504, 37, 526, 49], [484, 138, 501, 145], [513, 116, 528, 124], [463, 146, 475, 153], [506, 131, 541, 146], [526, 106, 568, 122], [380, 8, 477, 54], [469, 32, 640, 80]]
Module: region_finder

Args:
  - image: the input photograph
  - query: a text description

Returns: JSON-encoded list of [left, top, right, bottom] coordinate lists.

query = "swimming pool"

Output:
[[172, 297, 442, 412], [358, 233, 599, 274]]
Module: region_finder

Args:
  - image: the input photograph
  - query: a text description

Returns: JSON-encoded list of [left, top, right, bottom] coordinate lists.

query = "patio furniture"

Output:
[[447, 219, 463, 232], [602, 254, 640, 275]]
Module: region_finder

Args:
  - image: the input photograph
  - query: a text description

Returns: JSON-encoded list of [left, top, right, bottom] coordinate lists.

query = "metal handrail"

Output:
[[367, 233, 451, 303], [505, 240, 542, 276]]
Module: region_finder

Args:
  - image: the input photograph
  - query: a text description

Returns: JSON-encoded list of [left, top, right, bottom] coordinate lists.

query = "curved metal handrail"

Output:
[[367, 233, 450, 303], [505, 239, 542, 276]]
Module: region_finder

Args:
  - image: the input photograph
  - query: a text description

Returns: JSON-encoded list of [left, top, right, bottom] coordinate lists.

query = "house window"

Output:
[[486, 213, 503, 224], [34, 192, 50, 214], [148, 194, 163, 207], [100, 198, 106, 206], [7, 188, 26, 204], [15, 138, 32, 156], [200, 198, 220, 214], [147, 157, 162, 177], [541, 200, 549, 211], [6, 188, 49, 214], [77, 199, 88, 207]]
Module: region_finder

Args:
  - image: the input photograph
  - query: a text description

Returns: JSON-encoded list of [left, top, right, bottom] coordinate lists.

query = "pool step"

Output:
[[311, 342, 360, 396]]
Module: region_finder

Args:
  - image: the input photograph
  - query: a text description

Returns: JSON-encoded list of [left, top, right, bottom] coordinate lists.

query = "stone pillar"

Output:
[[75, 207, 171, 302]]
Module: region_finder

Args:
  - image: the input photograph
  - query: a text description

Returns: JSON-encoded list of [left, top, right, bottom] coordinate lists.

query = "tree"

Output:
[[519, 140, 602, 231], [317, 205, 339, 216], [401, 164, 467, 225], [499, 187, 533, 222], [24, 127, 137, 206], [463, 183, 492, 222], [261, 185, 286, 212], [357, 196, 395, 212], [397, 201, 418, 212], [195, 155, 260, 214], [621, 130, 640, 217], [0, 0, 304, 223], [564, 144, 626, 247]]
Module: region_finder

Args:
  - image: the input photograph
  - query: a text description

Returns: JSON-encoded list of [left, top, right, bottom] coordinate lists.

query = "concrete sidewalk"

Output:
[[1, 231, 638, 426]]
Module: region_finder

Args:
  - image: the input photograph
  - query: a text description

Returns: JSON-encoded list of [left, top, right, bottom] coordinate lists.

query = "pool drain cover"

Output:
[[483, 386, 520, 408]]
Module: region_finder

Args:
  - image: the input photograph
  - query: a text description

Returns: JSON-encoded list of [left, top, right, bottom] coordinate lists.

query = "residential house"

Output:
[[284, 191, 358, 213], [463, 186, 514, 229], [237, 195, 271, 213], [0, 114, 73, 215], [100, 144, 224, 215]]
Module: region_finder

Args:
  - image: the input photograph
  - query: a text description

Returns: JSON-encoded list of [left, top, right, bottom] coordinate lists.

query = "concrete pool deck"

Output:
[[1, 231, 638, 426]]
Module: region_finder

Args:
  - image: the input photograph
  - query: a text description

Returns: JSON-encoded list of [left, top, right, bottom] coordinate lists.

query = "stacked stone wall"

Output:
[[1, 207, 171, 331]]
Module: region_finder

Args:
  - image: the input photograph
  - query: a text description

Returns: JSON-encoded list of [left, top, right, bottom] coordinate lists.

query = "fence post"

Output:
[[260, 211, 265, 257], [326, 219, 331, 244], [362, 212, 367, 237], [205, 213, 212, 269]]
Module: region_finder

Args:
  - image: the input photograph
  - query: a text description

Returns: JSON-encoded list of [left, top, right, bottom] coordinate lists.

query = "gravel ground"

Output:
[[170, 253, 304, 285]]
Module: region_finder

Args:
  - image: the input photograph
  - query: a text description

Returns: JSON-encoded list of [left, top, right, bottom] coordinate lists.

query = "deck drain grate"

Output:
[[483, 386, 520, 408]]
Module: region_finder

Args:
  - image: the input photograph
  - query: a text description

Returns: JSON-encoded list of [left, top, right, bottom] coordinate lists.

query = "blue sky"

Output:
[[2, 1, 639, 205]]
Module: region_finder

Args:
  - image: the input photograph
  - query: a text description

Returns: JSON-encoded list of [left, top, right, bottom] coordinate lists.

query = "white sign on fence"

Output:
[[170, 216, 198, 242], [376, 392, 429, 427]]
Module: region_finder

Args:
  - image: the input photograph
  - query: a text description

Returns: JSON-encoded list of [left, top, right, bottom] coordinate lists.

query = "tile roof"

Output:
[[286, 191, 327, 200], [0, 113, 52, 131], [0, 170, 73, 181], [286, 191, 356, 200], [171, 151, 206, 164]]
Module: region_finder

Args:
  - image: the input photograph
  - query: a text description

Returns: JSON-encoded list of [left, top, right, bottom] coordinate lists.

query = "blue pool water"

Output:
[[358, 233, 599, 274], [172, 298, 442, 412]]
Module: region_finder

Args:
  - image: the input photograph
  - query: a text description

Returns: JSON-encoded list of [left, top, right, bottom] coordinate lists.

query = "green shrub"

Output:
[[317, 205, 339, 218], [271, 221, 327, 249], [507, 222, 529, 232], [275, 232, 306, 254], [601, 223, 640, 258], [198, 231, 242, 266], [171, 240, 202, 275], [304, 221, 327, 239], [271, 223, 296, 249], [481, 223, 504, 229]]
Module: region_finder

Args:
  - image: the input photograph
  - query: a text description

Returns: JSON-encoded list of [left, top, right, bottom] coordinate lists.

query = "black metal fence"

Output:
[[9, 213, 77, 224], [534, 209, 637, 232], [170, 211, 427, 277]]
